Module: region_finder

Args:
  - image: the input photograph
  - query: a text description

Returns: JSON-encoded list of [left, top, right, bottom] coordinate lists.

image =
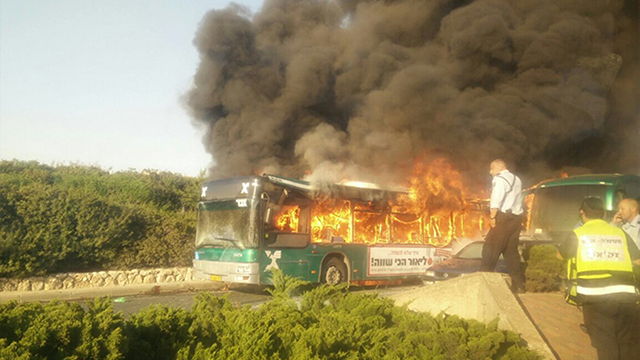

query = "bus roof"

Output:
[[531, 174, 640, 189], [200, 174, 410, 202], [265, 174, 410, 201]]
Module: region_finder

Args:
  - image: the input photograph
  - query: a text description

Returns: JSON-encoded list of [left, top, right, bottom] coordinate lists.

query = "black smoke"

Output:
[[186, 0, 639, 187]]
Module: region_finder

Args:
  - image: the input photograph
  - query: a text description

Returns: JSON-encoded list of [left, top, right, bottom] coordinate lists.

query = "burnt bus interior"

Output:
[[259, 175, 460, 248]]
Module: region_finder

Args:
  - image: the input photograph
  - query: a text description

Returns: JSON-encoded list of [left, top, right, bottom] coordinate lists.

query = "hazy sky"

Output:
[[0, 0, 263, 176]]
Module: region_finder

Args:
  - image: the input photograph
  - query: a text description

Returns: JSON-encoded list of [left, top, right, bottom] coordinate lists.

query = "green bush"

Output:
[[0, 160, 201, 278], [0, 298, 125, 359], [525, 245, 564, 293], [0, 270, 542, 360]]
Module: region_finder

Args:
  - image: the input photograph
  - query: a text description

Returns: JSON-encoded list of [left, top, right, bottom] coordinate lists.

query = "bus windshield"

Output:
[[529, 185, 609, 233], [196, 200, 259, 249]]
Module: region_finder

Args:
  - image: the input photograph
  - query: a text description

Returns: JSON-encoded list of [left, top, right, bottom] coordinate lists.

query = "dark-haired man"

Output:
[[480, 159, 525, 292], [559, 197, 640, 360]]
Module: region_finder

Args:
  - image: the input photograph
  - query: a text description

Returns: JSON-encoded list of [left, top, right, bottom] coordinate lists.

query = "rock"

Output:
[[63, 277, 76, 289], [31, 277, 45, 291], [157, 273, 167, 283], [0, 267, 202, 292], [44, 277, 63, 291], [90, 276, 105, 287], [75, 278, 91, 289], [73, 273, 86, 283], [17, 280, 31, 292], [4, 279, 19, 292], [116, 273, 128, 285], [127, 270, 140, 283], [56, 273, 68, 281]]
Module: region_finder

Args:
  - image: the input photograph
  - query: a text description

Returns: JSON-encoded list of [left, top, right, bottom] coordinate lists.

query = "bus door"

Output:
[[260, 191, 313, 282]]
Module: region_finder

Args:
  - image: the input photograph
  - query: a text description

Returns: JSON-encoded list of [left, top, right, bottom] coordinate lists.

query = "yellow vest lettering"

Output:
[[565, 219, 638, 305]]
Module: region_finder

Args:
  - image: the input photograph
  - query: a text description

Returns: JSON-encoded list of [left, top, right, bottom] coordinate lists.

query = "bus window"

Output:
[[267, 203, 310, 234], [606, 189, 626, 221], [353, 208, 388, 244], [623, 182, 640, 201], [265, 203, 311, 248], [311, 199, 351, 243], [390, 213, 421, 243], [529, 185, 608, 233]]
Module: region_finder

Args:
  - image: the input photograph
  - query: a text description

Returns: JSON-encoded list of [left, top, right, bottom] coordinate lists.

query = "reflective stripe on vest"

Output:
[[576, 284, 636, 296], [566, 219, 637, 305]]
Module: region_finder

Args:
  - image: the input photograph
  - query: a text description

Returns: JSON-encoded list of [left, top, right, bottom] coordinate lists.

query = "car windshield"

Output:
[[529, 185, 609, 233], [455, 242, 484, 259], [195, 200, 259, 249], [455, 242, 503, 260]]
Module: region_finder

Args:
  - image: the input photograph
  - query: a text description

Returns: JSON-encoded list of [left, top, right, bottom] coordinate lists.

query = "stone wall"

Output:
[[0, 267, 195, 292]]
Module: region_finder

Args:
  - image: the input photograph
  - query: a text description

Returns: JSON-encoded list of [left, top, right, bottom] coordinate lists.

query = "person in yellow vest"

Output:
[[558, 197, 640, 360]]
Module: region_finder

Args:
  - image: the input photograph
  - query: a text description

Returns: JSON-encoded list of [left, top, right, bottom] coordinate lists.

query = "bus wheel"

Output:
[[322, 257, 347, 285]]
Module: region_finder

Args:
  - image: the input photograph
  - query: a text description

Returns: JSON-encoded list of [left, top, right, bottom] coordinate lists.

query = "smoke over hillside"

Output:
[[186, 0, 639, 186]]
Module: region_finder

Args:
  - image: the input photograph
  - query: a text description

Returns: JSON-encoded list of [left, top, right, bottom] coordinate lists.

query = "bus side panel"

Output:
[[258, 243, 452, 284], [258, 247, 315, 284], [311, 243, 367, 283]]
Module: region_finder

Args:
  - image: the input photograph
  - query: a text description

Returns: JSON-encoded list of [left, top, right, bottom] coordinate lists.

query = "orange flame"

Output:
[[311, 199, 351, 242], [277, 207, 300, 232], [276, 158, 489, 246], [524, 192, 535, 232]]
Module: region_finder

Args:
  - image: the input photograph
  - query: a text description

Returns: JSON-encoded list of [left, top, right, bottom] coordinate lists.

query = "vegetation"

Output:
[[0, 160, 201, 278], [524, 245, 564, 293], [0, 270, 541, 360]]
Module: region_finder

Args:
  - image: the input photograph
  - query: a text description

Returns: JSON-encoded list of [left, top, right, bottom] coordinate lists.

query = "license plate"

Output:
[[210, 275, 222, 282]]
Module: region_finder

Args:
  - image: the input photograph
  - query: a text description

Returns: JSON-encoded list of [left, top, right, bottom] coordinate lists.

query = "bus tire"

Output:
[[322, 257, 348, 285]]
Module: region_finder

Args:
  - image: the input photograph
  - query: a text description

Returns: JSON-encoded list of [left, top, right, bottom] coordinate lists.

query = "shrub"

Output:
[[525, 245, 564, 293], [0, 160, 200, 277], [0, 298, 125, 359], [0, 270, 542, 360]]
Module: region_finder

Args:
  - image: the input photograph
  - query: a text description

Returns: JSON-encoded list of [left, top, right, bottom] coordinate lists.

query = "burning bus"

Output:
[[193, 171, 489, 285]]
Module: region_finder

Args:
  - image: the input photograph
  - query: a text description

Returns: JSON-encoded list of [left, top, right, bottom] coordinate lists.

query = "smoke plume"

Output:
[[186, 0, 639, 187]]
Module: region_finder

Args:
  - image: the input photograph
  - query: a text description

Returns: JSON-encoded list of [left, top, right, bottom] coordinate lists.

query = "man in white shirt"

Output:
[[613, 198, 640, 248], [480, 159, 525, 292]]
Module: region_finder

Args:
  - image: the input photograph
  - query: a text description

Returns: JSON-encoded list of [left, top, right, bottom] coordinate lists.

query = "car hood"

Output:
[[430, 258, 508, 274], [430, 259, 482, 273]]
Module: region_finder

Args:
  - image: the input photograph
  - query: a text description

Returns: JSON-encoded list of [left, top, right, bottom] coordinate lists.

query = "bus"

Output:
[[522, 174, 640, 243], [192, 174, 456, 285]]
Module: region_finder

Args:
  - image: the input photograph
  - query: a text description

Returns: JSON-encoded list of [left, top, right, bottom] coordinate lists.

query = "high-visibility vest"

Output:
[[566, 219, 638, 305]]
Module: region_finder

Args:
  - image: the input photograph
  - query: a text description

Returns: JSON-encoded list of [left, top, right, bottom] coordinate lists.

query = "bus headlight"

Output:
[[236, 265, 252, 273], [425, 271, 435, 278]]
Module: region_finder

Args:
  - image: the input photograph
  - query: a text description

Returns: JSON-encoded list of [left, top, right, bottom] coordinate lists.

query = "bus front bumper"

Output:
[[193, 259, 260, 284]]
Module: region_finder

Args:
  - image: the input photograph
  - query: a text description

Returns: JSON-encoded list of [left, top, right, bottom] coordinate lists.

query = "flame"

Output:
[[276, 158, 489, 246], [311, 199, 351, 242], [524, 192, 535, 232], [277, 207, 300, 232]]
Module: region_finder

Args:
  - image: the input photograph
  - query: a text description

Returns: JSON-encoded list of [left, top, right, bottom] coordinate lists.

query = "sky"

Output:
[[0, 0, 263, 177]]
